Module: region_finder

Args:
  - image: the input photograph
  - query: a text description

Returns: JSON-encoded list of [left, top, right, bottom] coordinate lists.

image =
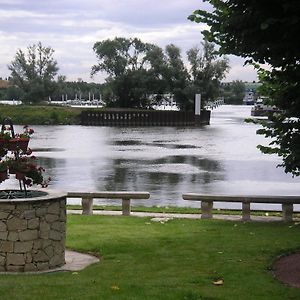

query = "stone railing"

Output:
[[67, 191, 150, 216], [182, 193, 300, 222]]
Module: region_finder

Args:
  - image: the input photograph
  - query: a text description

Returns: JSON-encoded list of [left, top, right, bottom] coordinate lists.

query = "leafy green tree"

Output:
[[190, 0, 300, 176], [5, 86, 23, 100], [92, 37, 166, 107], [164, 44, 191, 110], [161, 41, 229, 111], [8, 42, 59, 103], [146, 46, 169, 97], [223, 80, 245, 104], [91, 37, 229, 111], [187, 40, 230, 105]]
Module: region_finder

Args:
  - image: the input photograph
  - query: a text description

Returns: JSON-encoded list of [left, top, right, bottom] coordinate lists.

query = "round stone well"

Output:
[[0, 189, 67, 272]]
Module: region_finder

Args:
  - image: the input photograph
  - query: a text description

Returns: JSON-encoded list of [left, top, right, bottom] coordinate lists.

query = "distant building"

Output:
[[0, 79, 11, 89]]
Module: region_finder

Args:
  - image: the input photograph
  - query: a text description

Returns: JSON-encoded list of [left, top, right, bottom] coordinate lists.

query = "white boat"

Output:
[[243, 91, 255, 105]]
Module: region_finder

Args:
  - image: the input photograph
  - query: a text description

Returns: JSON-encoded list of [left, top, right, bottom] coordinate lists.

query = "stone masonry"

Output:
[[0, 197, 66, 272]]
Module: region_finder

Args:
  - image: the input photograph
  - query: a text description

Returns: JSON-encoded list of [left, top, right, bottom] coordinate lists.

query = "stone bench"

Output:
[[182, 193, 300, 222], [67, 191, 150, 216]]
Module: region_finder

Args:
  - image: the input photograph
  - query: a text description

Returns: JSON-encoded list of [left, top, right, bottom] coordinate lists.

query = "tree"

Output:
[[162, 41, 229, 111], [91, 37, 229, 110], [51, 77, 104, 102], [164, 44, 190, 110], [92, 37, 166, 108], [8, 42, 59, 103], [187, 40, 229, 105], [145, 45, 169, 96], [222, 80, 246, 104], [189, 0, 300, 176]]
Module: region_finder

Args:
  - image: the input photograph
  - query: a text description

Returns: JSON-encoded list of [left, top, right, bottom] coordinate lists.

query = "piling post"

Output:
[[194, 94, 202, 126]]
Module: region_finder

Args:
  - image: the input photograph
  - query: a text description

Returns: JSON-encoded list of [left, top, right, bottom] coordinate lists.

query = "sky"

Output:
[[0, 0, 258, 83]]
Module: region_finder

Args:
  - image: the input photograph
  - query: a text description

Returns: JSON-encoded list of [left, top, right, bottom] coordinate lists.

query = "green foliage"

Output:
[[223, 80, 246, 104], [1, 216, 300, 299], [5, 85, 23, 100], [187, 40, 230, 105], [92, 37, 229, 110], [164, 44, 190, 110], [92, 37, 166, 108], [51, 77, 104, 102], [0, 105, 81, 125], [189, 1, 300, 67], [190, 0, 300, 176], [8, 42, 59, 104]]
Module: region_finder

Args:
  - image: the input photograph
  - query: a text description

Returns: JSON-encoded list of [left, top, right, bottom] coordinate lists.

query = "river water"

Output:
[[3, 105, 300, 209]]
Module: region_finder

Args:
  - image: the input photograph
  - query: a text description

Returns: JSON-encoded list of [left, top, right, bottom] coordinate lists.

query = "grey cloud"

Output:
[[0, 0, 257, 82]]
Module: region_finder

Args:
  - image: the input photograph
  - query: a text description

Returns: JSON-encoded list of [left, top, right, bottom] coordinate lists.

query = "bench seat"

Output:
[[182, 193, 300, 221], [68, 191, 150, 216]]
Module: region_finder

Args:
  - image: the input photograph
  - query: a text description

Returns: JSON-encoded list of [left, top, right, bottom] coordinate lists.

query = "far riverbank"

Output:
[[0, 104, 199, 126], [0, 104, 82, 125]]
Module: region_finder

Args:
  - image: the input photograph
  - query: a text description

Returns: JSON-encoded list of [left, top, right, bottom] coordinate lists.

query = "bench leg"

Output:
[[82, 197, 93, 215], [242, 202, 251, 221], [122, 198, 131, 216], [282, 203, 293, 222], [201, 201, 213, 219]]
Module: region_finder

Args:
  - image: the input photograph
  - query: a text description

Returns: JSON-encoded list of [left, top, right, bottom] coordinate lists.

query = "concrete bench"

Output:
[[182, 193, 300, 222], [67, 191, 150, 216]]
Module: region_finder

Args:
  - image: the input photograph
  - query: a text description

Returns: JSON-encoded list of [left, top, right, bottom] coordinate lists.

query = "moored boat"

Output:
[[251, 97, 282, 116]]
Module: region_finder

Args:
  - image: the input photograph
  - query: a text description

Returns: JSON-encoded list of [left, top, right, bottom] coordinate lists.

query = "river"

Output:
[[3, 105, 300, 209]]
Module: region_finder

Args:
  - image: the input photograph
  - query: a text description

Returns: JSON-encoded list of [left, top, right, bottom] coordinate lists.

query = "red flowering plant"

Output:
[[16, 125, 34, 138], [9, 125, 34, 152], [0, 119, 51, 190], [6, 155, 50, 188]]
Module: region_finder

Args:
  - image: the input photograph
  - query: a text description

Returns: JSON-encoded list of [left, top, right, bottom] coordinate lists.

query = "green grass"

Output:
[[0, 104, 82, 125], [0, 104, 168, 125], [1, 215, 300, 299]]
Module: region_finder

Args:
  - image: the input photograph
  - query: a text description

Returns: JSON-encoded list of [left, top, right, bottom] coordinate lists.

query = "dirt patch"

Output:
[[273, 253, 300, 288]]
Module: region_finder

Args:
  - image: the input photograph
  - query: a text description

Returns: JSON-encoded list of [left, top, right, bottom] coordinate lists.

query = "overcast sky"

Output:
[[0, 0, 258, 83]]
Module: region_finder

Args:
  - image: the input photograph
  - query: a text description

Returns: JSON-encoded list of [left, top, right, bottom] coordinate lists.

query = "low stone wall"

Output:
[[0, 190, 67, 272]]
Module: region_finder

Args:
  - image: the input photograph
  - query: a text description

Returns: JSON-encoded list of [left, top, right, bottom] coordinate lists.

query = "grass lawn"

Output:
[[0, 104, 82, 125], [1, 215, 300, 300]]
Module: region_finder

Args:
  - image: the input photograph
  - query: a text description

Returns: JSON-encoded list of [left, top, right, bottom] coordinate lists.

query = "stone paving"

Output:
[[59, 250, 100, 272], [67, 209, 284, 222], [0, 250, 100, 274]]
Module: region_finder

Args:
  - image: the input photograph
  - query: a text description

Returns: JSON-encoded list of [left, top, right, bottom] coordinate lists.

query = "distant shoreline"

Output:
[[0, 104, 193, 126], [0, 104, 82, 125]]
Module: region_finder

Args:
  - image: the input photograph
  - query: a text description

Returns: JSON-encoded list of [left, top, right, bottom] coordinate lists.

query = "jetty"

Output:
[[80, 94, 223, 127]]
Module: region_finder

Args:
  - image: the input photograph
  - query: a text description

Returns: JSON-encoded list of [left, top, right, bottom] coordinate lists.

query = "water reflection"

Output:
[[1, 105, 300, 207], [33, 148, 65, 152], [98, 156, 224, 198], [111, 139, 201, 150]]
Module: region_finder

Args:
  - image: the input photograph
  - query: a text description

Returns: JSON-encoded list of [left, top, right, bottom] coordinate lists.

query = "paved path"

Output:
[[67, 209, 285, 222], [39, 250, 99, 273], [0, 250, 100, 275]]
